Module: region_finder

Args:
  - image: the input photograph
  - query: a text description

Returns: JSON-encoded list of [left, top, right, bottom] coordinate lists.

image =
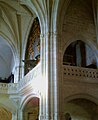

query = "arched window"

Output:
[[24, 17, 40, 74], [63, 40, 97, 69]]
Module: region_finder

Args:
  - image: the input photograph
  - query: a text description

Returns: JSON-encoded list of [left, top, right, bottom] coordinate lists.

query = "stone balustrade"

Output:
[[0, 83, 18, 94], [0, 63, 41, 94], [18, 63, 41, 91], [1, 64, 98, 94], [63, 65, 98, 82]]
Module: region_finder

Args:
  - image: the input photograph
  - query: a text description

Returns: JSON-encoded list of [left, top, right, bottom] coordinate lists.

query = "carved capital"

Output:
[[10, 96, 20, 108]]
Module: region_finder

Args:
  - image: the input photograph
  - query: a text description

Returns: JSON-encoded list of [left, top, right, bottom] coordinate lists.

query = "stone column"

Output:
[[39, 34, 46, 120], [14, 65, 24, 83], [18, 109, 23, 120], [40, 32, 59, 120], [10, 96, 21, 120], [12, 112, 17, 120], [51, 32, 59, 120], [12, 110, 23, 120]]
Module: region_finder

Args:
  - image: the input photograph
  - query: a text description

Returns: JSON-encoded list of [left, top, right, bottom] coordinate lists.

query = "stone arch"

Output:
[[0, 102, 18, 120], [62, 36, 98, 57], [20, 1, 45, 34], [22, 17, 35, 65], [0, 103, 14, 114], [62, 38, 98, 68], [20, 93, 40, 110], [22, 17, 41, 62], [64, 112, 71, 120], [23, 97, 40, 120], [64, 93, 98, 105], [0, 33, 17, 57], [0, 106, 12, 120], [23, 17, 41, 75], [64, 93, 98, 120], [0, 34, 16, 82], [20, 93, 40, 120], [56, 0, 96, 62]]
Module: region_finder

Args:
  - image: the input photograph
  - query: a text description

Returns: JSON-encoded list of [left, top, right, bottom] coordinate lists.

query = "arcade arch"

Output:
[[63, 40, 97, 69], [64, 98, 98, 120], [23, 97, 39, 120]]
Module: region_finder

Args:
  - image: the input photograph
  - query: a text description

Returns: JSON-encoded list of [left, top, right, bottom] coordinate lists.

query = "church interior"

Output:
[[0, 0, 98, 120]]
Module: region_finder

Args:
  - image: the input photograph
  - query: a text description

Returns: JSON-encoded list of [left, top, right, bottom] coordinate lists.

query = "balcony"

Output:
[[63, 65, 98, 83], [0, 63, 41, 94], [18, 63, 41, 92]]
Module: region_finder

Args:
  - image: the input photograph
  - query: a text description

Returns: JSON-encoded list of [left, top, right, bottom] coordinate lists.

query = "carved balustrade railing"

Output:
[[0, 83, 18, 94], [18, 63, 41, 91], [63, 65, 98, 82], [0, 64, 98, 93], [0, 63, 41, 94]]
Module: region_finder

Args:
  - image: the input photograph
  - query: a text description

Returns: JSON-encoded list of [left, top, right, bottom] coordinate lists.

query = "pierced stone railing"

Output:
[[0, 64, 98, 94], [0, 83, 18, 94], [63, 65, 98, 82]]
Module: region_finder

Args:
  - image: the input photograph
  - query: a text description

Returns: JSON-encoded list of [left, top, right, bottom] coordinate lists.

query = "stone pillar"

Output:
[[12, 112, 18, 120], [10, 96, 21, 120], [51, 32, 59, 120], [18, 109, 23, 120], [14, 65, 24, 83], [12, 110, 23, 120], [12, 113, 17, 120], [39, 95, 46, 120], [12, 109, 23, 120], [40, 32, 59, 120], [39, 34, 46, 120]]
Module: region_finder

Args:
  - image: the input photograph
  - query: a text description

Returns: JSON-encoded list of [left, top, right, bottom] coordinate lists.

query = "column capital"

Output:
[[10, 95, 20, 108]]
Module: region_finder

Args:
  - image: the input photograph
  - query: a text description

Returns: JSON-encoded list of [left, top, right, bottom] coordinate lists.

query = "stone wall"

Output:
[[60, 0, 98, 119], [62, 0, 96, 51]]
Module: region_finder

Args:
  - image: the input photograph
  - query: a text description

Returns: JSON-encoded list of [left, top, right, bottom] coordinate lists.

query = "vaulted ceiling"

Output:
[[0, 36, 13, 78], [0, 0, 97, 79], [0, 0, 35, 79]]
